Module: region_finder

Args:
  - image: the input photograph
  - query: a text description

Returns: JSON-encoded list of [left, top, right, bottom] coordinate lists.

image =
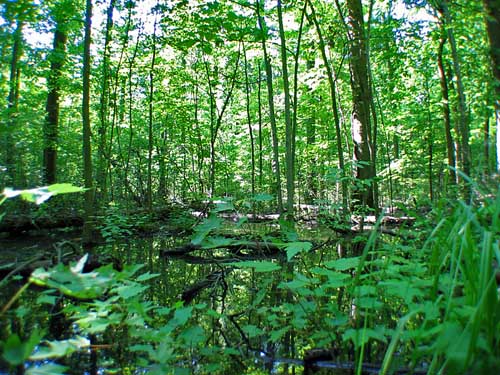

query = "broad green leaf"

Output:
[[201, 236, 234, 249], [242, 324, 263, 338], [228, 260, 281, 273], [171, 306, 193, 326], [112, 283, 148, 299], [30, 336, 90, 360], [325, 257, 360, 271], [253, 193, 273, 202], [26, 364, 68, 375], [191, 215, 222, 245], [179, 325, 205, 345], [270, 327, 288, 342], [46, 183, 85, 194], [278, 278, 309, 290], [343, 328, 387, 348], [3, 330, 43, 366], [136, 271, 160, 282], [285, 241, 312, 261], [2, 334, 25, 365], [212, 200, 234, 212]]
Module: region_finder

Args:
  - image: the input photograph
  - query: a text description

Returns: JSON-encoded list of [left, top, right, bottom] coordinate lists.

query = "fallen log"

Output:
[[181, 269, 229, 304], [163, 239, 283, 257]]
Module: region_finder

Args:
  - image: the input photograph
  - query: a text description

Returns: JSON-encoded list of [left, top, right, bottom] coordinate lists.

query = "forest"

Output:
[[0, 0, 499, 374]]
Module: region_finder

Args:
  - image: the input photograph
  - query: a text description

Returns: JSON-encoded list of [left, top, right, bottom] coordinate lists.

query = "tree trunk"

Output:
[[277, 0, 295, 221], [243, 44, 256, 197], [308, 0, 348, 211], [439, 1, 471, 184], [43, 25, 67, 185], [5, 20, 23, 187], [96, 0, 116, 203], [345, 0, 376, 210], [257, 64, 264, 189], [148, 18, 158, 213], [437, 33, 457, 184], [256, 0, 283, 214], [82, 0, 95, 245], [482, 0, 500, 171]]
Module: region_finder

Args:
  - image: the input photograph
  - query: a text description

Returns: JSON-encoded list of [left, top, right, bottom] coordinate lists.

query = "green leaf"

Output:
[[191, 215, 222, 245], [46, 183, 85, 194], [136, 272, 160, 282], [228, 260, 281, 273], [26, 364, 69, 375], [2, 334, 25, 365], [285, 241, 312, 261], [113, 283, 148, 299], [343, 328, 387, 348], [253, 193, 273, 202], [324, 257, 360, 271], [3, 330, 43, 366], [30, 336, 90, 360], [270, 327, 288, 342], [179, 325, 205, 345], [171, 306, 193, 326], [242, 324, 263, 338], [201, 236, 234, 249]]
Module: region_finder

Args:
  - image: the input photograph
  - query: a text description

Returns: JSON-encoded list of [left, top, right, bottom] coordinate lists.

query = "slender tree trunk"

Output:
[[147, 19, 157, 212], [345, 0, 376, 210], [124, 29, 141, 206], [243, 44, 256, 197], [437, 33, 457, 184], [482, 0, 500, 171], [257, 64, 264, 188], [439, 1, 471, 183], [82, 0, 95, 245], [256, 0, 283, 214], [308, 0, 348, 211], [43, 25, 67, 185], [96, 0, 116, 203], [484, 114, 490, 175], [277, 0, 295, 221], [5, 20, 23, 187]]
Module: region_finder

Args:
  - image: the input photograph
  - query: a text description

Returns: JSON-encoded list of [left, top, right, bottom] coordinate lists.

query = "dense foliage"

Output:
[[0, 0, 499, 374]]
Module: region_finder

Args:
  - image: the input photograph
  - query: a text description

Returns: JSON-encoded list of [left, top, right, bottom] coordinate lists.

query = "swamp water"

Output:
[[0, 223, 425, 375]]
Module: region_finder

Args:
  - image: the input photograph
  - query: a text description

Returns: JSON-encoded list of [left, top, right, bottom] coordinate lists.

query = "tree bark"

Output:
[[243, 44, 256, 198], [439, 1, 471, 184], [345, 0, 376, 210], [277, 0, 295, 221], [147, 18, 157, 213], [5, 20, 23, 187], [437, 33, 457, 184], [96, 0, 116, 203], [82, 0, 95, 245], [256, 0, 283, 214], [308, 0, 348, 211], [43, 25, 67, 185], [482, 0, 500, 171]]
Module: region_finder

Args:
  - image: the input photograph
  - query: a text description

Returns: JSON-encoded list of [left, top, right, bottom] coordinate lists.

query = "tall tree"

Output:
[[437, 32, 457, 184], [96, 0, 116, 202], [43, 3, 70, 184], [308, 0, 348, 211], [277, 0, 295, 221], [345, 0, 376, 210], [82, 0, 94, 245], [256, 0, 283, 213], [437, 0, 471, 183], [482, 0, 500, 171], [4, 19, 24, 187]]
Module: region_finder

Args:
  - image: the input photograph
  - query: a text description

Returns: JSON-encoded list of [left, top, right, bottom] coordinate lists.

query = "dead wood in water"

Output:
[[163, 240, 283, 257]]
